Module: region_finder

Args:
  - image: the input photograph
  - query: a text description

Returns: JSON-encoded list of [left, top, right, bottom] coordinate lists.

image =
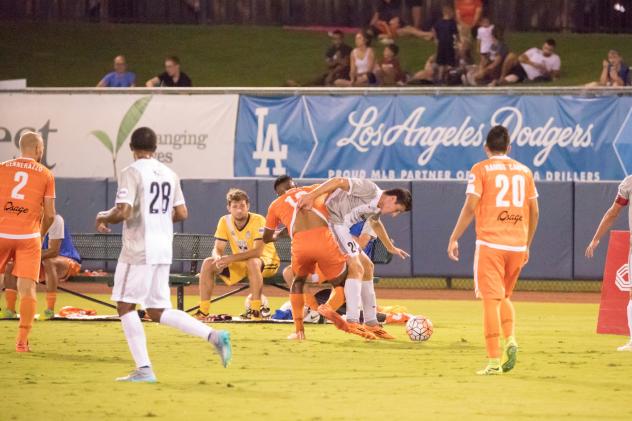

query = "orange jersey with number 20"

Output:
[[466, 155, 538, 250]]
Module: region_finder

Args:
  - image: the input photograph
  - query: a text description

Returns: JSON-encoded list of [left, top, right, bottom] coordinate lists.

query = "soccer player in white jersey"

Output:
[[298, 178, 412, 339], [95, 127, 232, 382], [585, 175, 632, 352]]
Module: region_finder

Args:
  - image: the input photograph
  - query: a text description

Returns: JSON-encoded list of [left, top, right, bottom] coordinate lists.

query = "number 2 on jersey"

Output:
[[495, 174, 525, 207], [11, 171, 29, 200], [149, 182, 172, 214]]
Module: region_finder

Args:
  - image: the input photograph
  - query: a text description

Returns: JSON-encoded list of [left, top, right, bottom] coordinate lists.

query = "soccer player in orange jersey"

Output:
[[263, 185, 352, 340], [447, 125, 539, 375], [0, 132, 56, 352]]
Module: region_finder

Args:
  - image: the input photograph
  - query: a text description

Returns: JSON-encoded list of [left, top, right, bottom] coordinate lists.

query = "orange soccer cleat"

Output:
[[346, 323, 378, 340], [364, 324, 395, 340], [317, 304, 349, 332]]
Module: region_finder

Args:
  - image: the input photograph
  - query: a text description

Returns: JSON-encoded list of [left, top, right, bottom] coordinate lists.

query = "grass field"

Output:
[[1, 292, 631, 421], [1, 23, 632, 87]]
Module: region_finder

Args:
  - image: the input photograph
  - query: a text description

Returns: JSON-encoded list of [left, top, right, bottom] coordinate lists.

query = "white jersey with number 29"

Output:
[[115, 158, 185, 265]]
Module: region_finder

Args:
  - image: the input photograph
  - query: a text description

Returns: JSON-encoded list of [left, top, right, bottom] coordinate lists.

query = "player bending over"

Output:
[[298, 178, 411, 340], [448, 125, 539, 375], [0, 132, 56, 352], [264, 185, 348, 340], [196, 188, 280, 320], [95, 127, 231, 382], [585, 176, 632, 352], [2, 213, 81, 320]]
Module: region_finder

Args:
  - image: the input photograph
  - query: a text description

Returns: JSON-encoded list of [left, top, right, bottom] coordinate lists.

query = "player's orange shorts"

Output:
[[0, 237, 42, 281], [474, 243, 527, 300], [38, 256, 82, 282], [292, 226, 346, 281]]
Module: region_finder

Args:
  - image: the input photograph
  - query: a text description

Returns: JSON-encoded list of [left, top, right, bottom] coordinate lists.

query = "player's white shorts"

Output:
[[330, 223, 360, 257], [111, 262, 172, 309]]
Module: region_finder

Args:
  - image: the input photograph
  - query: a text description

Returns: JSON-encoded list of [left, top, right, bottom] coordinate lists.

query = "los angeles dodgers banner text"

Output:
[[235, 95, 632, 181]]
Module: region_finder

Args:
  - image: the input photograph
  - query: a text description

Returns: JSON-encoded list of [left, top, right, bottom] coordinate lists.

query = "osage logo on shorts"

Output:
[[3, 201, 29, 216], [615, 264, 631, 291]]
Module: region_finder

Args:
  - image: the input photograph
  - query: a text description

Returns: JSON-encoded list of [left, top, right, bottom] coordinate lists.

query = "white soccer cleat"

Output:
[[616, 341, 632, 352], [115, 367, 157, 383]]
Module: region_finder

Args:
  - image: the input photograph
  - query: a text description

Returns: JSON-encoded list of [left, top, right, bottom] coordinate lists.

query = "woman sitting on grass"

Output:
[[335, 31, 377, 87]]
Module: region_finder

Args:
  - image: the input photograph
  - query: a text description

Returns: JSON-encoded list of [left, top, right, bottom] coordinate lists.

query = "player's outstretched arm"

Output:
[[262, 228, 276, 244], [297, 177, 350, 209], [447, 194, 480, 261], [95, 203, 132, 233], [369, 218, 409, 259], [585, 201, 624, 258]]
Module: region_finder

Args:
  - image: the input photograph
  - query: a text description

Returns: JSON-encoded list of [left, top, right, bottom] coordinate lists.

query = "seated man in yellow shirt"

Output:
[[197, 189, 280, 320]]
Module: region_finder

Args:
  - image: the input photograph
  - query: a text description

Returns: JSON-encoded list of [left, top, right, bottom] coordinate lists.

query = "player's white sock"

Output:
[[120, 311, 151, 368], [344, 278, 362, 323], [160, 309, 213, 340], [361, 280, 378, 325], [627, 300, 632, 341]]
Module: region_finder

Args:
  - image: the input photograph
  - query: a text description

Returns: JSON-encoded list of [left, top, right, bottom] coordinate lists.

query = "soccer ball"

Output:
[[406, 315, 433, 341]]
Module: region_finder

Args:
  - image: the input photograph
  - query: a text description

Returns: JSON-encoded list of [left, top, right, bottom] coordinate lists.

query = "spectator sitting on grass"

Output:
[[370, 0, 433, 43], [97, 55, 135, 87], [145, 56, 192, 87], [408, 54, 437, 85], [335, 31, 377, 87], [466, 26, 507, 86], [433, 4, 459, 82], [585, 50, 630, 87], [500, 39, 561, 84], [286, 30, 352, 87], [375, 44, 406, 85]]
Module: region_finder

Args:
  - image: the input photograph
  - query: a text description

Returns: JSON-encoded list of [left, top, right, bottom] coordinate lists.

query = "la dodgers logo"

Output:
[[253, 108, 287, 176]]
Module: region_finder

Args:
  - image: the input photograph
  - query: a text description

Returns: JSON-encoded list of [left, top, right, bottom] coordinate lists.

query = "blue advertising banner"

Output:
[[235, 95, 632, 181]]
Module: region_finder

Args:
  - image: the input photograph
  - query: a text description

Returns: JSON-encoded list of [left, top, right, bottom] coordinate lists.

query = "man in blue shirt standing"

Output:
[[97, 55, 136, 87]]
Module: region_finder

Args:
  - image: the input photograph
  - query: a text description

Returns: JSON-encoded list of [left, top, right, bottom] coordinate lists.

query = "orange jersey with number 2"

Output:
[[0, 158, 56, 237], [466, 155, 538, 250]]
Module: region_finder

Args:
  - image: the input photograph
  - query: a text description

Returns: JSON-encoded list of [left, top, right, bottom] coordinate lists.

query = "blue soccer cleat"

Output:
[[209, 330, 232, 368]]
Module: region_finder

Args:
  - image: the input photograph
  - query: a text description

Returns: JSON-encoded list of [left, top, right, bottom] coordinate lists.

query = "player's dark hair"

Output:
[[486, 125, 510, 153], [130, 127, 157, 152], [545, 38, 556, 48], [165, 55, 180, 65], [384, 188, 412, 212], [227, 188, 250, 205], [274, 175, 293, 192], [386, 44, 399, 56], [492, 25, 504, 41]]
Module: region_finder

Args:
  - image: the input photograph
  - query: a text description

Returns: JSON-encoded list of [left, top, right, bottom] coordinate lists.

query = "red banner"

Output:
[[597, 230, 631, 335]]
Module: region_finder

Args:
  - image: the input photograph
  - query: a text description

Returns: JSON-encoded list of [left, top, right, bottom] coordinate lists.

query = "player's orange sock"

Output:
[[483, 299, 502, 358], [5, 289, 17, 312], [17, 296, 37, 344], [325, 286, 345, 311], [303, 292, 318, 311], [500, 298, 515, 339], [46, 292, 57, 311], [290, 293, 305, 332]]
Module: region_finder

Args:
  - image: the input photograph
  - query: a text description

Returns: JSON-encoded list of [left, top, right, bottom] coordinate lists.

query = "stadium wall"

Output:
[[53, 177, 624, 280]]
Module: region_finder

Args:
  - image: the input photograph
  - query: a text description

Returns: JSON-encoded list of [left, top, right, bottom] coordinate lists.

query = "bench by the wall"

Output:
[[66, 233, 392, 312]]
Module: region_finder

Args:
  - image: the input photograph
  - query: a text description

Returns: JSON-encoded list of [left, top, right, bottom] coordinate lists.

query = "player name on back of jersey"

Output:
[[484, 162, 529, 173], [2, 159, 44, 172]]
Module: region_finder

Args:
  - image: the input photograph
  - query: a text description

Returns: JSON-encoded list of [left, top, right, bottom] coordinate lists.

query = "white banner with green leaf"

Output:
[[0, 93, 238, 179]]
